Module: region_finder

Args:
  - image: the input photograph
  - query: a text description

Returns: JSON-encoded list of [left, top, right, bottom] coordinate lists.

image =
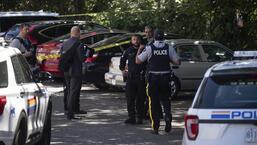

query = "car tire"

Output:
[[13, 112, 27, 145], [36, 102, 52, 145], [94, 82, 109, 90], [170, 77, 179, 99]]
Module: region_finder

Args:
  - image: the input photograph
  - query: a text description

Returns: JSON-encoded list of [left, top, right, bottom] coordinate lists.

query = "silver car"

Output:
[[105, 39, 233, 97]]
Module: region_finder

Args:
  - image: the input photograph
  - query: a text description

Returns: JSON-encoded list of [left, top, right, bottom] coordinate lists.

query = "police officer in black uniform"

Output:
[[120, 34, 146, 124], [136, 29, 180, 134]]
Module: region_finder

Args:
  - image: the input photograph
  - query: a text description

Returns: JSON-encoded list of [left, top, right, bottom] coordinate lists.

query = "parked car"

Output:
[[84, 33, 180, 89], [105, 57, 126, 88], [0, 46, 52, 145], [82, 33, 134, 89], [4, 20, 108, 45], [36, 30, 125, 77], [104, 39, 233, 97], [182, 52, 257, 145], [0, 10, 59, 35]]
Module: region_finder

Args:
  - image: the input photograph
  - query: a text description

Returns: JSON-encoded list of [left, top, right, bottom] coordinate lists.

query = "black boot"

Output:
[[165, 117, 172, 133], [136, 118, 143, 124], [125, 118, 136, 124]]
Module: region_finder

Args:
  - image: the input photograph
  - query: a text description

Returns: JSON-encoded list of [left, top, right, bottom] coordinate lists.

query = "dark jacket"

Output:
[[62, 37, 85, 77], [119, 46, 146, 75]]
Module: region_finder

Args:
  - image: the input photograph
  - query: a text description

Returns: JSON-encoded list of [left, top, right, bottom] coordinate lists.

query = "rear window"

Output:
[[40, 24, 75, 38], [195, 74, 257, 109], [0, 61, 8, 88]]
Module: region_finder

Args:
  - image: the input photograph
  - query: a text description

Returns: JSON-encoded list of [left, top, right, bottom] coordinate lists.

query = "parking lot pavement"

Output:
[[45, 82, 193, 145]]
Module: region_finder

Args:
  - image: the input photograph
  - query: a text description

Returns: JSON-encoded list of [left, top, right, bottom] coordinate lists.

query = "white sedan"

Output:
[[104, 57, 126, 88]]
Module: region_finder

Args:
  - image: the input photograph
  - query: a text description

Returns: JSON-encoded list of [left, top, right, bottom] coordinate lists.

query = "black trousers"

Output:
[[64, 73, 82, 115], [126, 75, 145, 119], [147, 73, 172, 130], [63, 78, 68, 111]]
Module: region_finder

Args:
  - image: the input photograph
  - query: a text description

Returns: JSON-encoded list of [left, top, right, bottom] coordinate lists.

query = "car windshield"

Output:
[[49, 33, 70, 42], [49, 31, 100, 43], [90, 34, 133, 48], [196, 74, 257, 109]]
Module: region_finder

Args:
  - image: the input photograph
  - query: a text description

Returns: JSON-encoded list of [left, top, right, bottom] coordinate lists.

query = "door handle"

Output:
[[172, 66, 179, 69], [20, 91, 25, 98], [34, 90, 42, 96]]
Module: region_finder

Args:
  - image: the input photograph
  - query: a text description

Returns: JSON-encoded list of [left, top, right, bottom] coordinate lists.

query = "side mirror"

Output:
[[34, 71, 53, 83]]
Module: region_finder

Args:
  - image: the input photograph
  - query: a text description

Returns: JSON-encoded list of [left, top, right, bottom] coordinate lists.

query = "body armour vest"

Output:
[[148, 43, 171, 72]]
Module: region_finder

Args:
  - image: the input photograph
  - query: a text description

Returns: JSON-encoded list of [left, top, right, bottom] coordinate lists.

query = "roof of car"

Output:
[[0, 46, 20, 60], [205, 59, 257, 76], [0, 11, 59, 17], [14, 20, 103, 27], [166, 39, 218, 45]]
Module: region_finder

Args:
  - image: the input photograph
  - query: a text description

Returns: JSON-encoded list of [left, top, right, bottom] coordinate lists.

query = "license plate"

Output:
[[245, 128, 257, 143], [112, 79, 116, 85]]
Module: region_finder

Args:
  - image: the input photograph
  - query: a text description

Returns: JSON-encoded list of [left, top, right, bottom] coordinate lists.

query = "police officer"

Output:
[[144, 25, 154, 45], [10, 24, 35, 66], [142, 25, 153, 119], [120, 34, 146, 124], [136, 29, 180, 134]]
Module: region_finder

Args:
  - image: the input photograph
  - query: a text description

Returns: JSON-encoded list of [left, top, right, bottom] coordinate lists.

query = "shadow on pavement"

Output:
[[48, 83, 193, 145]]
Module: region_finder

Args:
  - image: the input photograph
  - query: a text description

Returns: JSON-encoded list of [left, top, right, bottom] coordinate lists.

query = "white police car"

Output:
[[0, 46, 52, 145], [182, 51, 257, 145]]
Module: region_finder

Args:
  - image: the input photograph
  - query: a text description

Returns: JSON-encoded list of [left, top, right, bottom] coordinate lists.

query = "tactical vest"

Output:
[[148, 43, 170, 72]]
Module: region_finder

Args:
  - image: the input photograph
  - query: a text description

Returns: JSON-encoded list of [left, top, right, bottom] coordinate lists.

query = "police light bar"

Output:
[[233, 51, 257, 58]]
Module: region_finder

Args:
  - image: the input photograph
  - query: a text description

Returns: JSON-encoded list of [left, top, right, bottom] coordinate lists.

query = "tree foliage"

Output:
[[0, 0, 256, 49]]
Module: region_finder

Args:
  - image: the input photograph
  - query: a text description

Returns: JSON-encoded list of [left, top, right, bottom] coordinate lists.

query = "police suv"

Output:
[[0, 46, 52, 145], [182, 51, 257, 145]]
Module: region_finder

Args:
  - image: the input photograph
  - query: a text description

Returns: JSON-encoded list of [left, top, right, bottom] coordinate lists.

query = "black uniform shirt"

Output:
[[119, 46, 145, 74]]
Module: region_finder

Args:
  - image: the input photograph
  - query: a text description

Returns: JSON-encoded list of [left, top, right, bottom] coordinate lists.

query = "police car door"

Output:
[[173, 44, 206, 90], [11, 54, 41, 136]]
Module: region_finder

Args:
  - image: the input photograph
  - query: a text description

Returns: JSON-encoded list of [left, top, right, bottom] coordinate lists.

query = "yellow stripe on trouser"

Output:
[[146, 83, 154, 129]]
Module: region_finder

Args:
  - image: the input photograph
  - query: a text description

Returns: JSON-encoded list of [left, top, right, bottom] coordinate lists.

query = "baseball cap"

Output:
[[154, 29, 164, 40]]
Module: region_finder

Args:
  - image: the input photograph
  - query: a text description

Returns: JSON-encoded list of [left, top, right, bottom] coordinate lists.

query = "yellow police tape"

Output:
[[36, 40, 131, 62]]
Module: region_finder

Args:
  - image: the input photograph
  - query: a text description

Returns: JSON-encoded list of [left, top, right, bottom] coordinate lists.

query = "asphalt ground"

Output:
[[45, 83, 193, 145]]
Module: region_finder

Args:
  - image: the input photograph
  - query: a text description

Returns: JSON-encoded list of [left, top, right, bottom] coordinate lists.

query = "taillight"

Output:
[[185, 114, 199, 140], [0, 96, 7, 115], [85, 54, 98, 63]]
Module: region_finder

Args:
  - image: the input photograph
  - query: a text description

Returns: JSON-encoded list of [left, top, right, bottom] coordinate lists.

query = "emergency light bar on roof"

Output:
[[234, 51, 257, 58], [0, 11, 59, 17]]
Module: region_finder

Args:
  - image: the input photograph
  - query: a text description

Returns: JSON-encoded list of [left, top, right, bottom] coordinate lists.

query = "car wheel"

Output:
[[170, 77, 179, 99], [13, 113, 27, 145], [94, 82, 109, 90], [36, 102, 52, 145]]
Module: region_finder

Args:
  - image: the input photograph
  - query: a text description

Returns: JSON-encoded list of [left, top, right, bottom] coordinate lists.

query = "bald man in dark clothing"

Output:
[[61, 26, 88, 120]]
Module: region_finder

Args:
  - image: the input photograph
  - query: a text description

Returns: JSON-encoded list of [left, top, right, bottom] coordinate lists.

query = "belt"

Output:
[[148, 71, 170, 74]]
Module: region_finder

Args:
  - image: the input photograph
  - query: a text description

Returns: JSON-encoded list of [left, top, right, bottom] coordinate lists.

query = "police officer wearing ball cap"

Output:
[[136, 29, 180, 134]]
